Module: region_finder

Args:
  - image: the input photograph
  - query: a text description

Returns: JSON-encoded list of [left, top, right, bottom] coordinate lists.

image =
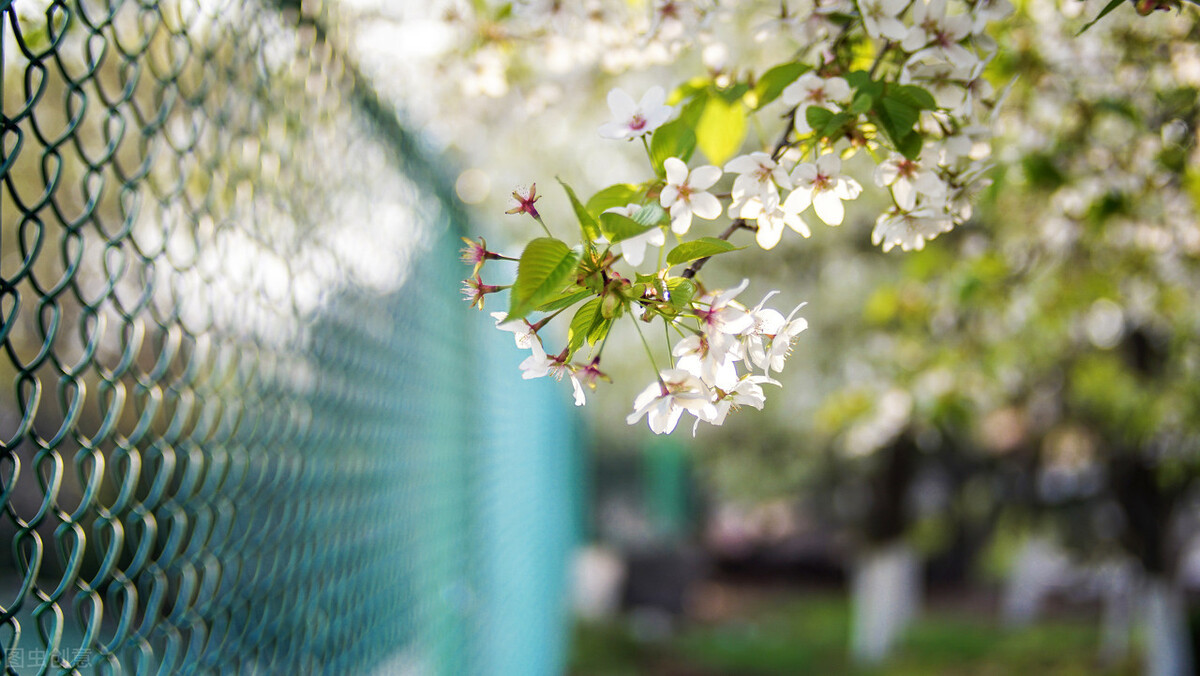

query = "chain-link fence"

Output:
[[1, 1, 579, 673]]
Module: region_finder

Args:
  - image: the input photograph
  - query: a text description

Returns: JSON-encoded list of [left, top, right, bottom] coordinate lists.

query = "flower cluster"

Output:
[[627, 280, 807, 434], [447, 0, 1104, 434]]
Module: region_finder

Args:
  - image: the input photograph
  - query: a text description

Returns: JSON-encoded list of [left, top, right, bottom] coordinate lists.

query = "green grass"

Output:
[[569, 591, 1138, 676]]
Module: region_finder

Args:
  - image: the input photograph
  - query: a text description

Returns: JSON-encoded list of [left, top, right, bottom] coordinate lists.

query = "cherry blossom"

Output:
[[626, 369, 718, 434], [598, 86, 674, 140], [660, 157, 723, 235], [901, 0, 977, 68], [520, 342, 568, 380], [785, 153, 864, 226], [491, 312, 538, 350], [725, 152, 792, 217], [739, 194, 812, 250], [755, 303, 809, 374], [858, 0, 910, 40], [874, 152, 948, 211], [871, 207, 955, 252], [673, 333, 740, 391], [694, 278, 756, 337], [781, 73, 852, 134], [696, 375, 781, 431]]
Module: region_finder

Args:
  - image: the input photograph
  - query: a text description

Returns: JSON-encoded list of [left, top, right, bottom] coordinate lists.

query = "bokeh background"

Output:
[[2, 0, 1198, 674]]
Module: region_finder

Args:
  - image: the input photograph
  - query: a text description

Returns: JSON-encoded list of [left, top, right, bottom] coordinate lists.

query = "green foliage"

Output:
[[650, 118, 698, 176], [665, 237, 743, 267], [694, 90, 748, 165], [665, 277, 697, 311], [558, 178, 601, 242], [751, 61, 810, 110], [1077, 0, 1127, 35], [571, 593, 1128, 675], [586, 183, 644, 219], [508, 237, 581, 320], [599, 212, 655, 244], [568, 297, 608, 355], [631, 202, 669, 227]]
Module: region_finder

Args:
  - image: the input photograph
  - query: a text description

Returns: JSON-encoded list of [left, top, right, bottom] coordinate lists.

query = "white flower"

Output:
[[724, 152, 792, 216], [695, 278, 756, 337], [874, 152, 947, 211], [602, 204, 666, 267], [673, 334, 740, 391], [660, 157, 723, 235], [901, 0, 976, 69], [491, 312, 537, 350], [739, 194, 812, 250], [626, 369, 718, 435], [781, 72, 852, 134], [871, 207, 954, 252], [785, 153, 863, 226], [754, 303, 808, 374], [858, 0, 909, 40], [569, 373, 587, 406], [695, 375, 782, 431], [598, 86, 673, 140], [970, 0, 1013, 34], [741, 291, 785, 360], [519, 342, 567, 380]]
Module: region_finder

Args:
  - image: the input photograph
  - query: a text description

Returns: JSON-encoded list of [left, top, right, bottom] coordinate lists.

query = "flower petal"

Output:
[[689, 191, 722, 221], [660, 184, 681, 208], [671, 203, 694, 234], [813, 190, 845, 225], [756, 221, 784, 249], [688, 165, 722, 190], [607, 88, 637, 119], [664, 157, 689, 186], [783, 187, 812, 214]]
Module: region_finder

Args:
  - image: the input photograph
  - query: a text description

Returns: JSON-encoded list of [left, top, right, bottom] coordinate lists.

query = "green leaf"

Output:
[[670, 77, 711, 105], [875, 97, 920, 146], [665, 237, 743, 267], [848, 92, 874, 115], [599, 212, 655, 244], [558, 178, 600, 241], [537, 289, 592, 313], [567, 297, 604, 355], [845, 71, 883, 98], [650, 118, 698, 176], [817, 112, 855, 140], [586, 184, 644, 219], [806, 106, 835, 133], [695, 94, 747, 166], [752, 62, 810, 110], [895, 131, 923, 160], [632, 203, 669, 228], [678, 92, 709, 127], [1077, 0, 1125, 35], [666, 278, 697, 311], [508, 238, 581, 320], [589, 316, 614, 346], [890, 85, 937, 111]]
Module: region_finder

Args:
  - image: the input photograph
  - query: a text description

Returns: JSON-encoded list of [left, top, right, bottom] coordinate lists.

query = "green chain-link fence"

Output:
[[1, 1, 579, 673]]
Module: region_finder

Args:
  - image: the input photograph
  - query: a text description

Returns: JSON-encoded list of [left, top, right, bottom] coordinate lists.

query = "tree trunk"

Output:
[[850, 541, 922, 665], [1001, 535, 1071, 626], [1141, 575, 1194, 676], [1097, 559, 1136, 667]]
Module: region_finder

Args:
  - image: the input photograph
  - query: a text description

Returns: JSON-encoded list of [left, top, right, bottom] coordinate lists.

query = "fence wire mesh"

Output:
[[1, 1, 578, 673]]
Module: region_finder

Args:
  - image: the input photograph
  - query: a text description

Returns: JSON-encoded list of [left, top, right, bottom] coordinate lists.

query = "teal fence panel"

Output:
[[474, 329, 579, 676], [0, 0, 579, 673]]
